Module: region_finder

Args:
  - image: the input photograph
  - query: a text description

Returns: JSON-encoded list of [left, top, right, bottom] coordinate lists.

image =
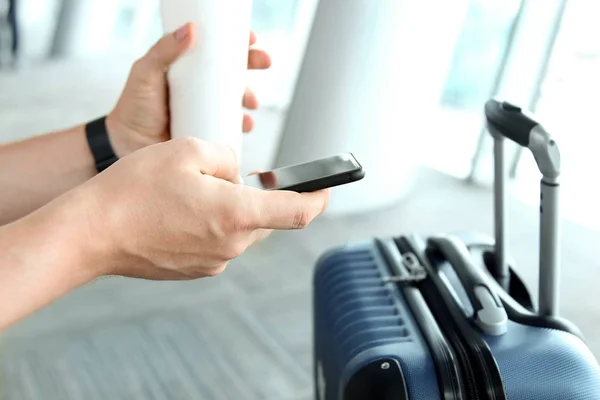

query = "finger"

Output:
[[243, 88, 259, 110], [249, 31, 257, 46], [143, 22, 197, 72], [174, 138, 240, 182], [247, 188, 330, 230], [248, 49, 272, 70], [242, 114, 254, 133]]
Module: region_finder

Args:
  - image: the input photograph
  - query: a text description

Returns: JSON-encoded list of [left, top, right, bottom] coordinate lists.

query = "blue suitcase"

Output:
[[312, 99, 600, 400]]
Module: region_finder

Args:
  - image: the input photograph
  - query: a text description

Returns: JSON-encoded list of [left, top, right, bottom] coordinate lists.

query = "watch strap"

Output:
[[86, 116, 118, 173]]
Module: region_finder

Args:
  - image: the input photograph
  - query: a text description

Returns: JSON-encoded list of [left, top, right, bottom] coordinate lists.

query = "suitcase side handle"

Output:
[[426, 235, 508, 336], [485, 99, 562, 317]]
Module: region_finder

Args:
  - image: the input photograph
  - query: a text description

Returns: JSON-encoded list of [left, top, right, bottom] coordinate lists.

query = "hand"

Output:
[[67, 138, 329, 280], [106, 23, 272, 157]]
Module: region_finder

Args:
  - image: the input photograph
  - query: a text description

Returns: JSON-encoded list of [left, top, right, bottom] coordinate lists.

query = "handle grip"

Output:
[[484, 99, 539, 147], [426, 235, 508, 336]]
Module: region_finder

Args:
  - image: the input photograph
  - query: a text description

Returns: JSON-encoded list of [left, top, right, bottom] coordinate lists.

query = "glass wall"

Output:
[[421, 0, 523, 178], [513, 0, 600, 230], [441, 0, 522, 110]]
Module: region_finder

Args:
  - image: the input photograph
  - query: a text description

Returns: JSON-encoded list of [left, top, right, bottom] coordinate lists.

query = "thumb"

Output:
[[247, 189, 330, 230], [143, 23, 197, 72]]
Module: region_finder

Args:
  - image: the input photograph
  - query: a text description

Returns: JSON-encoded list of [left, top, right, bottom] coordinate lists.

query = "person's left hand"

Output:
[[105, 22, 271, 157]]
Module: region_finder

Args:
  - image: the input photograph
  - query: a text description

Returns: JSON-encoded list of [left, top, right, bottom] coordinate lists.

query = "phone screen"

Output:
[[244, 153, 361, 190]]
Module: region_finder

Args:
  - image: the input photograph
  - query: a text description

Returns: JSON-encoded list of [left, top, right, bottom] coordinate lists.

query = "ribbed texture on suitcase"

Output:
[[314, 238, 600, 400], [314, 249, 412, 365], [314, 244, 441, 400]]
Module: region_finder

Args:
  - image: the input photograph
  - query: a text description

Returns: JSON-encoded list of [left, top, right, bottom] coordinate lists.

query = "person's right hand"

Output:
[[63, 138, 329, 280]]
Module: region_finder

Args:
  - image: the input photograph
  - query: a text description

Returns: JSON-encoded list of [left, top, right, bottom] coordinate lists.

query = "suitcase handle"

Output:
[[485, 99, 561, 180], [426, 235, 508, 336], [484, 100, 537, 146], [485, 99, 562, 317]]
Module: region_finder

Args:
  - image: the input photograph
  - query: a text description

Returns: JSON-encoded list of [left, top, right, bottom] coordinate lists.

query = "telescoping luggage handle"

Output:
[[484, 99, 561, 317]]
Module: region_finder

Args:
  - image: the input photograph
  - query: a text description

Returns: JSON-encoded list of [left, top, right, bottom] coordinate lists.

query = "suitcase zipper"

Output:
[[416, 273, 480, 400], [396, 236, 507, 400], [376, 238, 465, 400]]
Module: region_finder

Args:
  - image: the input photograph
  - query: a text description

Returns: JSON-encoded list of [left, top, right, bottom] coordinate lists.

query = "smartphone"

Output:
[[244, 153, 365, 193]]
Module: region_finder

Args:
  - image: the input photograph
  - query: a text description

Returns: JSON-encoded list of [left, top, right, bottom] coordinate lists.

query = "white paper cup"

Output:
[[160, 0, 253, 162]]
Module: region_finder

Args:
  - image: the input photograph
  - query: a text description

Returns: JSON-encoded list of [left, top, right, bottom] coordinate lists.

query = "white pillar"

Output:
[[274, 0, 469, 216]]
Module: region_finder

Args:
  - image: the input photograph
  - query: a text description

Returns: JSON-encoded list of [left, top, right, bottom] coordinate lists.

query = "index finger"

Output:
[[246, 188, 330, 230]]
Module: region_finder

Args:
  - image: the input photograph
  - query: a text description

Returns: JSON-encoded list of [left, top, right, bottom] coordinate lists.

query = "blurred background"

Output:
[[0, 0, 599, 399]]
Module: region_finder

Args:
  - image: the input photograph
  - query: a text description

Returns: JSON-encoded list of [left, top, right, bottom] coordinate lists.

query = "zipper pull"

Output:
[[384, 252, 427, 283]]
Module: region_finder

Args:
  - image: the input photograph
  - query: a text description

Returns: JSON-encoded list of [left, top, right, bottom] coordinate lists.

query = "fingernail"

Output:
[[175, 24, 190, 42]]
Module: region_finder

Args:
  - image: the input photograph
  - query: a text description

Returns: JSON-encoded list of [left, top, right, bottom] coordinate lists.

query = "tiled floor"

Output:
[[1, 167, 599, 399]]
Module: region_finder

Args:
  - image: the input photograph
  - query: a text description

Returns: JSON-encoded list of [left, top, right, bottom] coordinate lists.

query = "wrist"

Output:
[[105, 113, 138, 158], [105, 112, 154, 158]]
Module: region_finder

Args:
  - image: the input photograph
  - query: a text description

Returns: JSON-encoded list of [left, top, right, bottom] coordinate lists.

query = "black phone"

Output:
[[244, 153, 365, 193]]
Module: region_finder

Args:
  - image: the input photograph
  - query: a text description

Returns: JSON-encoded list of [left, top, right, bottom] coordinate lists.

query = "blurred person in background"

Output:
[[0, 0, 18, 65], [8, 0, 17, 58], [0, 23, 329, 330]]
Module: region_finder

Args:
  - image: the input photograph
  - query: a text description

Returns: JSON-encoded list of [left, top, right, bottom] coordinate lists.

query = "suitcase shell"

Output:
[[313, 240, 440, 400], [313, 235, 600, 400], [313, 240, 439, 400]]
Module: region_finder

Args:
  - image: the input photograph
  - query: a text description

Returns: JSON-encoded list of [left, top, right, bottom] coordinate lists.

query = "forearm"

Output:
[[0, 125, 96, 225], [0, 190, 104, 331]]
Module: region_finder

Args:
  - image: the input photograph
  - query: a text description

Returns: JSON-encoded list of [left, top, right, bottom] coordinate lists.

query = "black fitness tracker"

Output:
[[85, 116, 118, 173]]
